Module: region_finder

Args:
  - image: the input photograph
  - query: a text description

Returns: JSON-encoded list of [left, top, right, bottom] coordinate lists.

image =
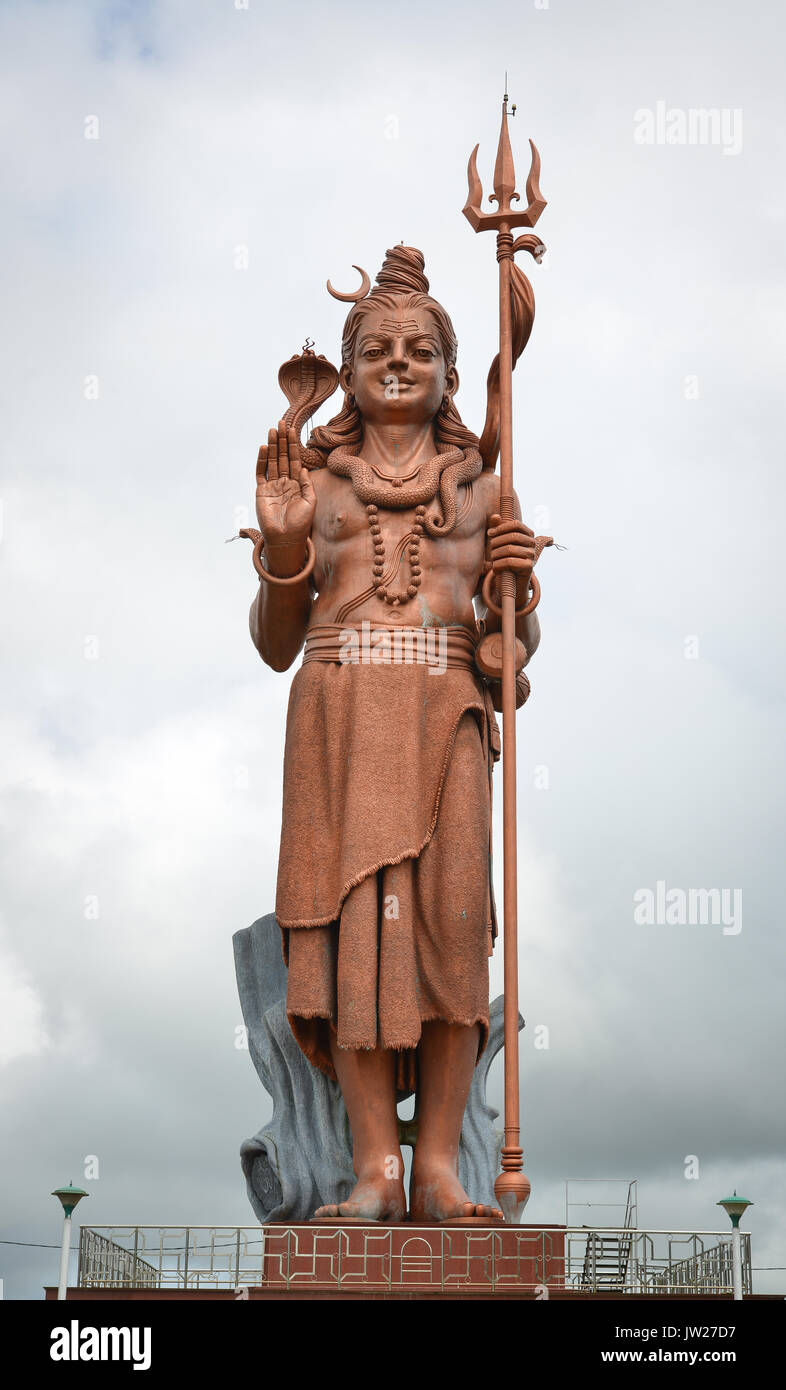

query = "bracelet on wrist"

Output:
[[239, 528, 316, 586]]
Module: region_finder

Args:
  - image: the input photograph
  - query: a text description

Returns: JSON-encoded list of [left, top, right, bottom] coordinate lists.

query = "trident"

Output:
[[463, 92, 547, 1223]]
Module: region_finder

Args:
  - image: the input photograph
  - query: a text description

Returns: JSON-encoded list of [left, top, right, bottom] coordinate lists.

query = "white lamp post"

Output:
[[717, 1191, 753, 1301], [52, 1181, 88, 1301]]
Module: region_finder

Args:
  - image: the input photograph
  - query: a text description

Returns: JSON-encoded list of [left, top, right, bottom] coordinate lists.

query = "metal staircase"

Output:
[[566, 1180, 638, 1293], [581, 1228, 635, 1290]]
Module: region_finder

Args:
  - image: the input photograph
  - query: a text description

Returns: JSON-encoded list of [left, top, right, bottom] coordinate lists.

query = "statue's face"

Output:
[[341, 303, 457, 428]]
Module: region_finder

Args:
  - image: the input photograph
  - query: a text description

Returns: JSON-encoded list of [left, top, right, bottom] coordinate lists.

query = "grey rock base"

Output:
[[233, 913, 522, 1223]]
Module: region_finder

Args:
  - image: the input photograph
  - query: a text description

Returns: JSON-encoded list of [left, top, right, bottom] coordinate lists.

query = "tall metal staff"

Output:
[[463, 92, 548, 1222]]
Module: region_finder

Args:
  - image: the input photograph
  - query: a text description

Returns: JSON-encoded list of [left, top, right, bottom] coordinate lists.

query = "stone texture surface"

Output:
[[233, 913, 522, 1223]]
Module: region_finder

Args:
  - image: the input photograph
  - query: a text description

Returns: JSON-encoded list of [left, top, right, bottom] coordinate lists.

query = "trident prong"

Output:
[[463, 97, 547, 233]]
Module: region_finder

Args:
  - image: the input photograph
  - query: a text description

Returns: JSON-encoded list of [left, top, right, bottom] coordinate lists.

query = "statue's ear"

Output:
[[339, 362, 353, 395], [445, 364, 459, 400]]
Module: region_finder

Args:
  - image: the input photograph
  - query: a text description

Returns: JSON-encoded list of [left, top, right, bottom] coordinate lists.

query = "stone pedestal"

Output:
[[258, 1222, 566, 1297]]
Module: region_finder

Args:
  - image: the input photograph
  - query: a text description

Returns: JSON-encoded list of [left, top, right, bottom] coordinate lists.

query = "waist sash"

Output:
[[302, 622, 478, 671]]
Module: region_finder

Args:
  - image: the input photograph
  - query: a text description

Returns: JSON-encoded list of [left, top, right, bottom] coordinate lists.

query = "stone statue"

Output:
[[233, 913, 522, 1223], [240, 238, 545, 1223]]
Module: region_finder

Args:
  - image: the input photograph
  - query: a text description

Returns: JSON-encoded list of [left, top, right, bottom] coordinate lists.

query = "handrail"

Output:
[[75, 1224, 751, 1296]]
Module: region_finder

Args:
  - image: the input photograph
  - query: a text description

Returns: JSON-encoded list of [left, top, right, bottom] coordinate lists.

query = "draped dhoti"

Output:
[[275, 624, 499, 1094]]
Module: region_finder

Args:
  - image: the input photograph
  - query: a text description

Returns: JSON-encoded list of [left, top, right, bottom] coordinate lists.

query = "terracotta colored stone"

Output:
[[240, 101, 550, 1223]]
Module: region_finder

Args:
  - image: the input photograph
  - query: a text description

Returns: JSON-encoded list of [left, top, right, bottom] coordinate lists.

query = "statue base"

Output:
[[258, 1221, 565, 1297]]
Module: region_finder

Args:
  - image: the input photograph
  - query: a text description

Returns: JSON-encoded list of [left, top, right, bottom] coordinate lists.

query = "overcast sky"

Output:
[[1, 0, 784, 1298]]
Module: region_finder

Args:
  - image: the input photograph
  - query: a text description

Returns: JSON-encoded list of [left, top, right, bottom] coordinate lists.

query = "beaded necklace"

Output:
[[366, 502, 426, 607], [325, 444, 478, 620]]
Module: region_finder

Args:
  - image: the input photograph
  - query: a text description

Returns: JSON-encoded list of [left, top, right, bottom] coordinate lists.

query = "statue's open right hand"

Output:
[[255, 422, 316, 550]]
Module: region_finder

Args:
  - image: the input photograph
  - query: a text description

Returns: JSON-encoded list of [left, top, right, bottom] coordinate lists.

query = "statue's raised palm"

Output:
[[255, 422, 316, 550]]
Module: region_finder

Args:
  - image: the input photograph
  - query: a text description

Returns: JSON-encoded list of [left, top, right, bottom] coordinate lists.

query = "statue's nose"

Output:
[[386, 338, 409, 370]]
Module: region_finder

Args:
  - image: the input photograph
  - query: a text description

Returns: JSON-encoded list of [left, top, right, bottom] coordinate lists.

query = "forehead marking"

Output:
[[377, 318, 422, 333]]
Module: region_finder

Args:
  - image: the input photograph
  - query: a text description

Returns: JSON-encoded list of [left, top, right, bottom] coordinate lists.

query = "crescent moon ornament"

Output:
[[326, 265, 371, 303]]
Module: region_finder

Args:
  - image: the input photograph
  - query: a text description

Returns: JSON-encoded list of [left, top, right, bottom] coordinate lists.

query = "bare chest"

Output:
[[311, 473, 490, 591]]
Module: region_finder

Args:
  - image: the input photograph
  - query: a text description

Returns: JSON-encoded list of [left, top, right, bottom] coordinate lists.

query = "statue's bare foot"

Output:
[[314, 1168, 406, 1222], [410, 1161, 503, 1223]]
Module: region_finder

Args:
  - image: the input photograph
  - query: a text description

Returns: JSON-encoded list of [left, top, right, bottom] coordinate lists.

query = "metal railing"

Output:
[[76, 1224, 751, 1296], [650, 1238, 750, 1297], [579, 1181, 638, 1289], [79, 1227, 266, 1293], [566, 1178, 638, 1229], [567, 1229, 751, 1296], [78, 1228, 158, 1289]]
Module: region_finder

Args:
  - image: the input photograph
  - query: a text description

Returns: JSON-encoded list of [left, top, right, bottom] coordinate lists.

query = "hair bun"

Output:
[[374, 246, 430, 296]]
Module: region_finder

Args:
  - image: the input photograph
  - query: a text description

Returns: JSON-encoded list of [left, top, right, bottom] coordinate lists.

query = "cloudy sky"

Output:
[[1, 0, 784, 1297]]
